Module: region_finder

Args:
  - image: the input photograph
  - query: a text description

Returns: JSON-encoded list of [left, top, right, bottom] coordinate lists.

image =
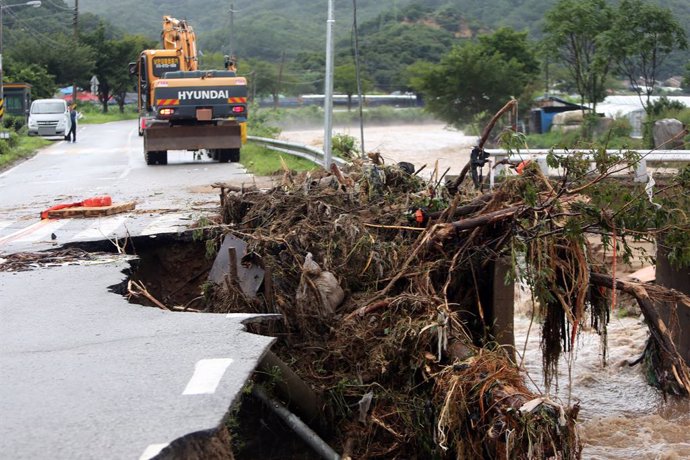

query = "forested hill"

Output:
[[79, 0, 396, 59], [80, 0, 690, 59]]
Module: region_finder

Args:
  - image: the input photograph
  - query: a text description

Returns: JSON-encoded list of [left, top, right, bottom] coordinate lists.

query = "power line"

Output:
[[42, 0, 75, 11]]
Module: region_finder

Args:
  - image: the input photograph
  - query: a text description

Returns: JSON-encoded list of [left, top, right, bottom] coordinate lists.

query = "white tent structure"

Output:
[[594, 95, 690, 138]]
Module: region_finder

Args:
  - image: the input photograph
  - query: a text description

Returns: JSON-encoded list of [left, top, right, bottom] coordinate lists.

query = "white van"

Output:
[[27, 99, 72, 138]]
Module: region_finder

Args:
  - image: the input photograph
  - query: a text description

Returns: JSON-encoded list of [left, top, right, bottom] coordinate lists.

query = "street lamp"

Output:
[[0, 1, 41, 123]]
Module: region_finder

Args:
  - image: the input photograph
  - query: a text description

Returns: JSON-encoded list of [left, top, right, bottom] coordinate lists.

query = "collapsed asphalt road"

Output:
[[0, 259, 275, 459], [0, 121, 276, 459]]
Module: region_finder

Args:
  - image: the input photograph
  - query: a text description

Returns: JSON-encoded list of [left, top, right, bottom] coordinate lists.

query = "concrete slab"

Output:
[[0, 259, 274, 459]]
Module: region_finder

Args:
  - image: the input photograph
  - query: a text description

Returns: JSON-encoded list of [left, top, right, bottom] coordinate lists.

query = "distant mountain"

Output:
[[79, 0, 398, 59], [80, 0, 690, 65]]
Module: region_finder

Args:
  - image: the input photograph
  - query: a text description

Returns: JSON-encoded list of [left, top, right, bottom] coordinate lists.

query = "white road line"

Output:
[[182, 358, 234, 395], [12, 219, 69, 243], [70, 216, 126, 241], [118, 128, 137, 179], [140, 214, 187, 236], [139, 443, 169, 460], [0, 220, 59, 245]]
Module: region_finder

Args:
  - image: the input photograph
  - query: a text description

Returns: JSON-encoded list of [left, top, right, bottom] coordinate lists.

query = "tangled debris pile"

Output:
[[209, 161, 586, 458], [205, 141, 690, 457]]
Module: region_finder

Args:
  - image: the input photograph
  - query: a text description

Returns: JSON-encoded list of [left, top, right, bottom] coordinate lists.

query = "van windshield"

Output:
[[31, 102, 66, 114]]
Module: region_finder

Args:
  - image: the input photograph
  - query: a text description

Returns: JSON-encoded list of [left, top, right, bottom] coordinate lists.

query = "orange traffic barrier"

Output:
[[40, 195, 113, 219]]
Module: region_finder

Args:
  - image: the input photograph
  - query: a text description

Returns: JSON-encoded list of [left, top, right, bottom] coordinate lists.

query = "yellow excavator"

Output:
[[130, 16, 247, 165]]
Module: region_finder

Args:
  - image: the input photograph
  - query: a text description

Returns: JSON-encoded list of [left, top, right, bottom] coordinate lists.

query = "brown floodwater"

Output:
[[515, 313, 690, 459], [283, 125, 690, 458]]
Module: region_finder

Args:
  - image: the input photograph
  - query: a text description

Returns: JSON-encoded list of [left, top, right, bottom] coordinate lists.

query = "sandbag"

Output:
[[296, 252, 344, 319]]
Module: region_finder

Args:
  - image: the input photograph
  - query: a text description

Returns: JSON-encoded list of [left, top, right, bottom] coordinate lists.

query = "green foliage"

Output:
[[337, 20, 455, 91], [5, 64, 57, 100], [331, 133, 359, 160], [76, 104, 138, 124], [413, 28, 539, 127], [80, 24, 157, 113], [604, 0, 688, 112], [0, 134, 49, 169], [333, 63, 374, 111], [5, 132, 20, 149], [543, 0, 613, 113], [479, 28, 541, 77], [8, 32, 95, 88], [2, 116, 25, 133], [647, 96, 688, 117], [640, 97, 690, 148], [240, 143, 319, 176], [526, 118, 644, 150], [246, 105, 281, 138]]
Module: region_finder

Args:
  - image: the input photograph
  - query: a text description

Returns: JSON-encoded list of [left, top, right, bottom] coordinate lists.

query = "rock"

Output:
[[653, 118, 685, 149]]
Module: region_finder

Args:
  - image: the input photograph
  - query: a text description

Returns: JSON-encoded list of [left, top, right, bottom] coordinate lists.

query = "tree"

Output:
[[81, 24, 155, 113], [604, 0, 688, 114], [543, 0, 613, 114], [411, 28, 539, 127], [108, 35, 156, 112], [478, 28, 541, 77], [683, 63, 690, 94], [5, 63, 57, 99], [334, 63, 373, 111], [8, 31, 95, 88]]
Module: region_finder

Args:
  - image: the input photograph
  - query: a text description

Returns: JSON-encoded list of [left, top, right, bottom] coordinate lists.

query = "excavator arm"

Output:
[[161, 16, 198, 71]]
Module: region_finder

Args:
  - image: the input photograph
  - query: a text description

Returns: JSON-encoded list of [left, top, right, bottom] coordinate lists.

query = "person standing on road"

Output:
[[67, 105, 78, 143]]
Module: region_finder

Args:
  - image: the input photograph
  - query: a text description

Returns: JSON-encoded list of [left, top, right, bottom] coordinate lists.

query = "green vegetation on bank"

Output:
[[240, 143, 319, 176], [77, 104, 139, 125], [0, 135, 50, 169], [524, 103, 690, 150]]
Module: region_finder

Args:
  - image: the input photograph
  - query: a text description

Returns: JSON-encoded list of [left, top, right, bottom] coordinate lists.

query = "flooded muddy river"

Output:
[[282, 124, 690, 458], [281, 124, 476, 176], [516, 314, 690, 459]]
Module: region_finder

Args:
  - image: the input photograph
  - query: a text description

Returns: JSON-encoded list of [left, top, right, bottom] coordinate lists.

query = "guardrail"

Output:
[[485, 149, 690, 187], [247, 136, 348, 167]]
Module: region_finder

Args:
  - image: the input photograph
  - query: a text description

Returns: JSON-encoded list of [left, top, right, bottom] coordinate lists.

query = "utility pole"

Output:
[[72, 0, 78, 105], [1, 6, 5, 124], [229, 3, 234, 60], [323, 0, 335, 169], [352, 0, 365, 157]]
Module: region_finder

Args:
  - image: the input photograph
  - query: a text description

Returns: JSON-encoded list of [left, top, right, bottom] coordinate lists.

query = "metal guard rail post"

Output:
[[247, 136, 348, 167], [485, 149, 690, 187]]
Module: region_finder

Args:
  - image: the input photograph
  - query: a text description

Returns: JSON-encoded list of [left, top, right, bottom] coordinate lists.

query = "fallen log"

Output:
[[428, 206, 522, 244], [590, 272, 690, 395]]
